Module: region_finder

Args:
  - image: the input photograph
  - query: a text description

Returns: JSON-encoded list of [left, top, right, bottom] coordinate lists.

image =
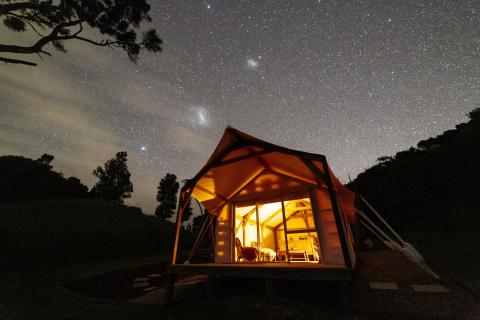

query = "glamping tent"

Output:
[[166, 127, 438, 304], [167, 127, 358, 298]]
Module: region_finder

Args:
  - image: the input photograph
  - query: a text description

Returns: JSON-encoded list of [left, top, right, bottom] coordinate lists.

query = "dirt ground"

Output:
[[124, 250, 479, 319], [355, 251, 479, 319]]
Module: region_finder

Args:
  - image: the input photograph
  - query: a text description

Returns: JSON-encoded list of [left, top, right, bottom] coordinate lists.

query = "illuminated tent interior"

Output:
[[172, 127, 357, 268]]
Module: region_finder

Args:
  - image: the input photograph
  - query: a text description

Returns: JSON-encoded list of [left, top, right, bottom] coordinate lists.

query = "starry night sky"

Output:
[[1, 1, 479, 214]]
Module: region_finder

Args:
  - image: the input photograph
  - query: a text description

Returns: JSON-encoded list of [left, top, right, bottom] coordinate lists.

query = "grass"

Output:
[[0, 199, 181, 270], [0, 199, 182, 320]]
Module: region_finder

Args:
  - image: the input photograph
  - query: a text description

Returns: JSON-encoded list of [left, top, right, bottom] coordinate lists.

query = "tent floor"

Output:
[[165, 262, 354, 306]]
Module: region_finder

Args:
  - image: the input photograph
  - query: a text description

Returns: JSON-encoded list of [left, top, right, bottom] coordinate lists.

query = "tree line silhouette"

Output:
[[349, 107, 480, 230], [0, 150, 198, 225], [2, 108, 478, 231]]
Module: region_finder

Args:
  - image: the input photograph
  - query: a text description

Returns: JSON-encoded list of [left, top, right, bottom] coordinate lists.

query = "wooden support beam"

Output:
[[182, 141, 244, 191], [171, 187, 193, 265], [281, 200, 290, 263], [227, 128, 328, 164], [209, 168, 266, 214], [284, 228, 316, 234], [310, 187, 326, 264], [300, 158, 328, 186], [226, 168, 266, 200], [255, 202, 261, 252], [265, 168, 319, 189], [212, 149, 272, 168], [314, 158, 352, 268], [195, 184, 227, 201]]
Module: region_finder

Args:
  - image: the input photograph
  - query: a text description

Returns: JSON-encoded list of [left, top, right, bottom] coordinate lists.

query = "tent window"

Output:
[[234, 195, 322, 263]]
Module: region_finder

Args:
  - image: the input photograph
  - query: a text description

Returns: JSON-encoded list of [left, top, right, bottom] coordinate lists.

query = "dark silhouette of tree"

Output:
[[92, 151, 133, 204], [468, 107, 480, 121], [182, 197, 193, 225], [0, 154, 89, 203], [154, 173, 179, 220], [349, 108, 480, 230], [0, 0, 162, 66], [36, 153, 54, 167]]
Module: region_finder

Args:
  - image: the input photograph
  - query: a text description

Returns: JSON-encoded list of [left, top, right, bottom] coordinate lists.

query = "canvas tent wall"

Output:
[[172, 127, 357, 268]]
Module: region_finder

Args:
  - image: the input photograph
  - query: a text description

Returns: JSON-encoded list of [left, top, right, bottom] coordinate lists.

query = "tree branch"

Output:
[[0, 56, 37, 66], [0, 2, 60, 15], [6, 12, 44, 36], [56, 24, 122, 48], [70, 36, 121, 48], [0, 19, 83, 54]]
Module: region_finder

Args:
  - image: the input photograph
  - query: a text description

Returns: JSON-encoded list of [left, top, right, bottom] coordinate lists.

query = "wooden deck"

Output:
[[165, 262, 354, 305], [167, 262, 353, 281]]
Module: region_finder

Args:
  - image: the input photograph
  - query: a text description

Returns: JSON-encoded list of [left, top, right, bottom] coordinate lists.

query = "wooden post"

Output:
[[171, 188, 193, 265], [255, 202, 261, 260], [164, 273, 176, 305], [309, 188, 325, 263], [281, 200, 290, 263]]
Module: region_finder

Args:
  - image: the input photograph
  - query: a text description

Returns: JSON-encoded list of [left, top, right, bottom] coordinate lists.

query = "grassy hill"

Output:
[[0, 199, 185, 270], [350, 108, 480, 231]]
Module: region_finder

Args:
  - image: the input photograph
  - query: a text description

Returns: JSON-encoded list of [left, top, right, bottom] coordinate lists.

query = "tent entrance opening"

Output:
[[234, 196, 322, 263]]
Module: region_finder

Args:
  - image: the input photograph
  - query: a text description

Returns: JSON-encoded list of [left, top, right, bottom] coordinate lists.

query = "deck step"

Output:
[[369, 282, 399, 290], [142, 286, 158, 292], [133, 282, 149, 288], [411, 284, 449, 293], [133, 277, 149, 282]]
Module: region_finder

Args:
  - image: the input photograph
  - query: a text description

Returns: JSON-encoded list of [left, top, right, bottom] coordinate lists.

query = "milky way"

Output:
[[1, 1, 479, 214]]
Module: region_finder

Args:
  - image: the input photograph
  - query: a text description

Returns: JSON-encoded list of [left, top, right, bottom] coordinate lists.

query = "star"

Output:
[[2, 1, 476, 215]]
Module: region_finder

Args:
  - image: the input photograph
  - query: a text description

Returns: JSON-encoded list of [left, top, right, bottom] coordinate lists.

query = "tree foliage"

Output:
[[92, 151, 133, 204], [0, 0, 162, 66], [349, 108, 480, 229], [182, 197, 193, 225], [154, 173, 179, 220], [0, 153, 89, 203]]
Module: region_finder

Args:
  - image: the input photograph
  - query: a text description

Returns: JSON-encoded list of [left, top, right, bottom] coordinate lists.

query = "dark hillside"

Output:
[[0, 154, 89, 203], [350, 108, 480, 230], [0, 199, 180, 270]]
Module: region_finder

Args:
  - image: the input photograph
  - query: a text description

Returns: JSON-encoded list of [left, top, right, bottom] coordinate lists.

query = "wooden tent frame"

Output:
[[171, 128, 353, 268]]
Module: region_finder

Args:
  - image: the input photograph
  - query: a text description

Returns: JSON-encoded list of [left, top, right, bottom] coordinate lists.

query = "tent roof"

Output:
[[183, 127, 355, 222]]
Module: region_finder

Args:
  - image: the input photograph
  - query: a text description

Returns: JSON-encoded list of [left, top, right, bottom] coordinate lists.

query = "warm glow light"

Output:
[[233, 197, 323, 263], [218, 241, 225, 245]]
